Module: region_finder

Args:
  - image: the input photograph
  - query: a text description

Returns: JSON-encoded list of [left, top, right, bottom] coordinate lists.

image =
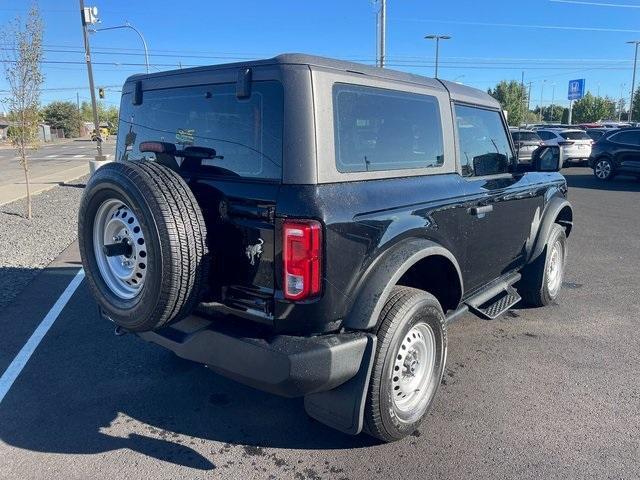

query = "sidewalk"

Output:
[[0, 164, 89, 207]]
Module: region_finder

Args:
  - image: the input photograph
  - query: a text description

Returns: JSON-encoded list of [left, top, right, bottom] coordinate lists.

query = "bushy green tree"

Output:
[[488, 80, 528, 126], [630, 88, 640, 122], [533, 105, 567, 123], [80, 101, 119, 133], [42, 101, 81, 137], [571, 93, 616, 123]]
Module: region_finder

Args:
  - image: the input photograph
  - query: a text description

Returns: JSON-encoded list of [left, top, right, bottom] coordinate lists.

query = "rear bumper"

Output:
[[138, 315, 372, 398], [561, 145, 592, 159]]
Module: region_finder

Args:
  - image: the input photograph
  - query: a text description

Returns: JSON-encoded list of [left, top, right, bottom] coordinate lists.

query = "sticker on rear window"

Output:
[[176, 128, 195, 145]]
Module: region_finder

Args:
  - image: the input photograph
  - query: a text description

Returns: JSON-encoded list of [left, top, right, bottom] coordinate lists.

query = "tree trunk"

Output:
[[21, 148, 32, 220]]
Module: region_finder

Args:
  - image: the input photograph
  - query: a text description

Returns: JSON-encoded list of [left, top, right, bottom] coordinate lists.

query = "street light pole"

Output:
[[79, 0, 103, 162], [378, 0, 386, 68], [627, 40, 640, 122], [424, 34, 451, 79], [92, 22, 149, 74]]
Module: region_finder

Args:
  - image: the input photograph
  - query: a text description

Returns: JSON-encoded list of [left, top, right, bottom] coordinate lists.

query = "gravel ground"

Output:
[[0, 176, 87, 309]]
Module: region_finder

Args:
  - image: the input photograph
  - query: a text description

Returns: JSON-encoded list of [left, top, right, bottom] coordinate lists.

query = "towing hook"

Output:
[[114, 325, 129, 336]]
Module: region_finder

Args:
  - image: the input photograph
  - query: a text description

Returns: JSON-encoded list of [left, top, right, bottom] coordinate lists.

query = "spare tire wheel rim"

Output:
[[93, 198, 147, 300], [391, 322, 437, 423]]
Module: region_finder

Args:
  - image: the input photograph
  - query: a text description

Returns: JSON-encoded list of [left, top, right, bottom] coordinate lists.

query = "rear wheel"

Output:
[[363, 287, 447, 442], [78, 160, 209, 332], [594, 158, 614, 181]]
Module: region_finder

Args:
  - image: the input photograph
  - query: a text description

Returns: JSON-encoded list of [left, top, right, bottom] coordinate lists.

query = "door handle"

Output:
[[469, 205, 494, 216]]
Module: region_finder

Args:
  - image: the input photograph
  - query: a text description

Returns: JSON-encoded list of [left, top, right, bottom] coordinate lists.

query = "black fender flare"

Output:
[[343, 238, 464, 331], [529, 197, 573, 263]]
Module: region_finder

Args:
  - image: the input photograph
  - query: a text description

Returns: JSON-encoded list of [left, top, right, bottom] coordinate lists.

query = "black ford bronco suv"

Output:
[[78, 54, 573, 442]]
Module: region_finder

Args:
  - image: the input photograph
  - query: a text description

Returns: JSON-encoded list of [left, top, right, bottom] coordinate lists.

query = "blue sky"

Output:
[[2, 0, 640, 110]]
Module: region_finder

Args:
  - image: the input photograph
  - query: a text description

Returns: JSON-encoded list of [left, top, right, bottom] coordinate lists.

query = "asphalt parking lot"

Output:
[[0, 167, 638, 480]]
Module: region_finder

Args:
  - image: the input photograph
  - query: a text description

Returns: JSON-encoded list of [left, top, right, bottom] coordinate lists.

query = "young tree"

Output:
[[1, 4, 44, 219], [488, 80, 529, 126], [42, 101, 82, 138]]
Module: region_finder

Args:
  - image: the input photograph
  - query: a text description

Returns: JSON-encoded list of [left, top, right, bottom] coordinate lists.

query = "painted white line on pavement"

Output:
[[46, 154, 59, 158], [72, 154, 85, 158], [0, 268, 85, 405]]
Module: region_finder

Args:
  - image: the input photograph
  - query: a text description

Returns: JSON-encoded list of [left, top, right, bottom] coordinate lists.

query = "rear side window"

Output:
[[512, 131, 541, 142], [560, 131, 590, 140], [587, 130, 605, 140], [609, 130, 640, 145], [333, 84, 444, 173], [454, 104, 513, 177], [537, 130, 556, 140], [117, 81, 283, 180]]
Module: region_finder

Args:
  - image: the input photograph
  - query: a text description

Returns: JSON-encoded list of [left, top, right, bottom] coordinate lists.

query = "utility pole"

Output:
[[539, 80, 545, 122], [527, 82, 533, 112], [376, 0, 386, 68], [627, 40, 640, 123], [424, 34, 451, 79], [520, 71, 526, 126], [79, 0, 106, 171], [619, 83, 626, 121], [550, 83, 556, 122]]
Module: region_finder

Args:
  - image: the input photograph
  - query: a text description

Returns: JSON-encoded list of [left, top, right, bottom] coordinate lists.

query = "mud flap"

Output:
[[303, 334, 377, 435]]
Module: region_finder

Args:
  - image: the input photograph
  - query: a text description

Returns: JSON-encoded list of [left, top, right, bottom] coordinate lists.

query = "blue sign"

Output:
[[568, 79, 585, 101]]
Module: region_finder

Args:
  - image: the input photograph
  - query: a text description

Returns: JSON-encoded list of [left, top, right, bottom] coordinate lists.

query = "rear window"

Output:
[[511, 131, 541, 142], [333, 84, 444, 173], [117, 81, 283, 180], [560, 131, 590, 141]]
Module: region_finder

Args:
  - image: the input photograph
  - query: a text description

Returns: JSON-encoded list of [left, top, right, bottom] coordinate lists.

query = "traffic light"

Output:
[[98, 87, 105, 99]]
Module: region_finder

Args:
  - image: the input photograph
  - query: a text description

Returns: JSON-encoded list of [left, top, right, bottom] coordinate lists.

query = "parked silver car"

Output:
[[536, 128, 593, 165], [510, 128, 543, 163]]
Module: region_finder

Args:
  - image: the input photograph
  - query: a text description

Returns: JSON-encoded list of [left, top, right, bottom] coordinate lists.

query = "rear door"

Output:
[[607, 130, 640, 173], [117, 79, 284, 316], [454, 104, 538, 292]]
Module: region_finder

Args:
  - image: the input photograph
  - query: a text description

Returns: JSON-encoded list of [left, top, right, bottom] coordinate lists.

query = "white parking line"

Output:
[[46, 154, 59, 158], [0, 269, 85, 405], [72, 154, 85, 158]]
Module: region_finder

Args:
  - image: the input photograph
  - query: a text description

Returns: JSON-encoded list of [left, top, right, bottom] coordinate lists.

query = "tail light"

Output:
[[282, 220, 322, 301], [558, 141, 574, 146]]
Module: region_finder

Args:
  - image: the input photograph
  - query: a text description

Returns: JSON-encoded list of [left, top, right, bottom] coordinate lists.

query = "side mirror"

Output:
[[532, 145, 562, 172]]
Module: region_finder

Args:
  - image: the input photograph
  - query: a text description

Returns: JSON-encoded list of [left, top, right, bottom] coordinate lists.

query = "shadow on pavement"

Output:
[[565, 171, 640, 192], [0, 281, 376, 471]]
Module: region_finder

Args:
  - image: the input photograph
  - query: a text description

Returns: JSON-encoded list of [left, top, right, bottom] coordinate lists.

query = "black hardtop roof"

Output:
[[124, 53, 500, 109]]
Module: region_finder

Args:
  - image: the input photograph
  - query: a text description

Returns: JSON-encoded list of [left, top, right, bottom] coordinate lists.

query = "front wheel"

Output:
[[363, 287, 447, 442], [518, 224, 567, 307], [594, 158, 614, 181]]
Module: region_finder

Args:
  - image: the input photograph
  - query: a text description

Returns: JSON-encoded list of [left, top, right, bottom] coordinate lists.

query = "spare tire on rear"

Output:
[[78, 160, 209, 332]]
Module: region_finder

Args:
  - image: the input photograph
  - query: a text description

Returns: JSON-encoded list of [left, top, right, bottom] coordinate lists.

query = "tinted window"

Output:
[[512, 131, 541, 142], [586, 130, 605, 140], [333, 84, 444, 173], [455, 105, 513, 177], [117, 81, 283, 180], [560, 131, 590, 140], [609, 130, 640, 145], [537, 130, 556, 140]]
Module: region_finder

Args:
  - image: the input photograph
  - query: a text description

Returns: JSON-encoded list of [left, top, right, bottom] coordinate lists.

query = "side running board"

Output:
[[464, 273, 522, 320]]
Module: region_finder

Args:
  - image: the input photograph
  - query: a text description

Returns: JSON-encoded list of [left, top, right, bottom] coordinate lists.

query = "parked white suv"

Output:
[[536, 128, 593, 165]]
